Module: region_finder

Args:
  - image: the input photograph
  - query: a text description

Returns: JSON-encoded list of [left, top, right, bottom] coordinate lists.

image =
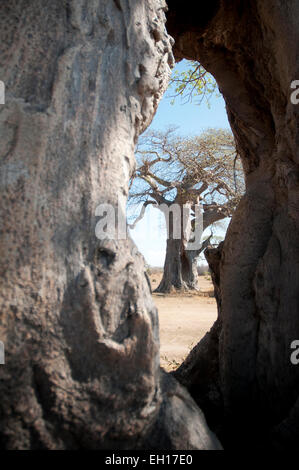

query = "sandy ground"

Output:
[[149, 272, 217, 371]]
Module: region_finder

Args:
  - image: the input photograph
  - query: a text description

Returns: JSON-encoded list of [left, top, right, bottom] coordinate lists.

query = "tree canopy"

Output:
[[129, 127, 244, 229]]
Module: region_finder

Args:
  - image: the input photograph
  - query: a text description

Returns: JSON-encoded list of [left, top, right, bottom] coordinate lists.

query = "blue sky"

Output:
[[129, 60, 231, 267], [153, 60, 230, 135]]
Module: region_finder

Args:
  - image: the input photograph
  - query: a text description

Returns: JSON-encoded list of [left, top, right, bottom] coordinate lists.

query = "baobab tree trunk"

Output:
[[156, 238, 187, 292], [155, 239, 202, 292], [155, 203, 206, 293], [0, 0, 221, 450], [167, 0, 299, 449], [156, 240, 204, 292], [156, 201, 224, 293], [184, 249, 203, 290]]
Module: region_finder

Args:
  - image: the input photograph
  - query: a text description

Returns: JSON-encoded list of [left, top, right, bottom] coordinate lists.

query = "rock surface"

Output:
[[0, 0, 220, 449], [167, 0, 299, 449]]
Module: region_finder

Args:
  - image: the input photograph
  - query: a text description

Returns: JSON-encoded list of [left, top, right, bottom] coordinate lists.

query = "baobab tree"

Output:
[[1, 0, 298, 451], [129, 128, 244, 292]]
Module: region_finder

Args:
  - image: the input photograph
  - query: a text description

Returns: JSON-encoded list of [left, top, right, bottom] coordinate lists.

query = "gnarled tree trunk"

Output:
[[156, 201, 225, 293], [155, 238, 203, 292], [155, 201, 205, 293], [156, 239, 204, 292], [167, 0, 299, 449], [0, 0, 221, 450]]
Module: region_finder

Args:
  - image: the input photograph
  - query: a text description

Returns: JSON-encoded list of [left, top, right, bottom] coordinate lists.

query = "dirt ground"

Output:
[[149, 271, 217, 372]]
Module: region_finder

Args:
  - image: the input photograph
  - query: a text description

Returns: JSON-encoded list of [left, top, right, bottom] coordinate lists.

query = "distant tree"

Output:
[[128, 128, 244, 293]]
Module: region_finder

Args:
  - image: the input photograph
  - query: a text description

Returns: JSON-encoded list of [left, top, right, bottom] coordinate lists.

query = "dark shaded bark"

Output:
[[168, 0, 299, 449], [173, 244, 224, 435]]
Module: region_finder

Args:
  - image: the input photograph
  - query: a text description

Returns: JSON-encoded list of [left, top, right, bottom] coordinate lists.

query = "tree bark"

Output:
[[156, 203, 206, 292], [156, 239, 205, 293], [156, 238, 187, 292], [156, 201, 223, 293], [0, 0, 221, 450], [167, 0, 299, 449]]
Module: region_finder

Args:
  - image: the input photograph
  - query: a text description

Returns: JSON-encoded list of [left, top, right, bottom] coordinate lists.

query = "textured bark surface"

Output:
[[156, 205, 214, 293], [156, 238, 205, 293], [155, 211, 202, 293], [0, 0, 221, 449], [167, 0, 299, 449]]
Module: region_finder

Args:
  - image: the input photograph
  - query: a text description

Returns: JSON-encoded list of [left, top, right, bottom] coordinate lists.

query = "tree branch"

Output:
[[128, 200, 157, 229]]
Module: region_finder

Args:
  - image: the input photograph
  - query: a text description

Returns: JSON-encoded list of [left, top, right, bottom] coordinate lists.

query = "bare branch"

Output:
[[128, 200, 157, 229], [129, 127, 245, 232]]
